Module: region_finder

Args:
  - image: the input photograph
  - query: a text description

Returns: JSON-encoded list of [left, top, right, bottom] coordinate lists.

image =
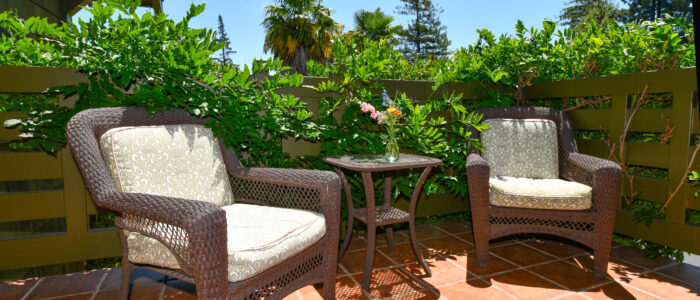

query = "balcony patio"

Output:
[[2, 219, 698, 300]]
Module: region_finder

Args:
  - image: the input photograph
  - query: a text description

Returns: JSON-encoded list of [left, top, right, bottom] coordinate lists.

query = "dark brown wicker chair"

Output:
[[466, 106, 622, 278], [66, 107, 341, 299]]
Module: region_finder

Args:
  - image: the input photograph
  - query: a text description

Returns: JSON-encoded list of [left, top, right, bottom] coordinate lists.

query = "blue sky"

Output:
[[74, 0, 628, 67]]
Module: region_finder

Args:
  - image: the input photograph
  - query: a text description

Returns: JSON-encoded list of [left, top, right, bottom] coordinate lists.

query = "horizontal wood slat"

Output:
[[0, 65, 87, 94], [625, 143, 669, 169], [567, 110, 610, 131], [0, 151, 62, 181], [0, 230, 120, 270], [623, 176, 668, 203], [526, 68, 697, 98], [0, 191, 65, 222], [576, 139, 609, 158], [629, 109, 673, 132]]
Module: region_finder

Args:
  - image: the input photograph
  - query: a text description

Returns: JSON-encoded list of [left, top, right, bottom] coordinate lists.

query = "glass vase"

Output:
[[385, 127, 400, 162]]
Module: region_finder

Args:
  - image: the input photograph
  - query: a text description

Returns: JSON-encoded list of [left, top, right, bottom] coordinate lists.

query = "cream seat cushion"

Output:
[[100, 124, 234, 206], [489, 176, 592, 210], [126, 203, 326, 282], [482, 118, 559, 179]]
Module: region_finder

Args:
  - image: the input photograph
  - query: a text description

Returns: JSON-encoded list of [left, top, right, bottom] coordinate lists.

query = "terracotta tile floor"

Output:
[[2, 220, 699, 299]]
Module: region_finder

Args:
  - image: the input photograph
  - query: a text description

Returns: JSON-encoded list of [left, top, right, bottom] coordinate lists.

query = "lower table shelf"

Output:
[[353, 206, 410, 226]]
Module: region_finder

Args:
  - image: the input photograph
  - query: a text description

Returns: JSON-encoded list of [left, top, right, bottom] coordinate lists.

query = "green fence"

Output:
[[0, 65, 698, 279], [523, 68, 699, 253]]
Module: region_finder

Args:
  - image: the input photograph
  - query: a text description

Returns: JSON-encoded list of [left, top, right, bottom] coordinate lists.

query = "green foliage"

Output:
[[349, 8, 402, 43], [308, 37, 434, 80], [434, 16, 694, 106], [689, 171, 700, 198], [688, 209, 700, 225], [623, 0, 693, 23], [262, 0, 342, 74], [395, 0, 451, 60], [214, 15, 237, 68], [627, 199, 666, 227], [559, 0, 629, 30], [1, 1, 310, 168]]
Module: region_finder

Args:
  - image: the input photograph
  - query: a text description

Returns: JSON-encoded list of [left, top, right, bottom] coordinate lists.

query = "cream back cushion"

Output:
[[482, 118, 559, 179], [100, 124, 233, 206]]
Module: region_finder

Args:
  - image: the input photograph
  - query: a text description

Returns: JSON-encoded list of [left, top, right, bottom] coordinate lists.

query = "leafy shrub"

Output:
[[1, 1, 311, 168]]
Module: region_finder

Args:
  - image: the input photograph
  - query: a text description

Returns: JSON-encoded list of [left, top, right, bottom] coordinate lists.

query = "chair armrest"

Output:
[[466, 153, 490, 211], [229, 167, 341, 240], [106, 191, 228, 298], [562, 153, 622, 213]]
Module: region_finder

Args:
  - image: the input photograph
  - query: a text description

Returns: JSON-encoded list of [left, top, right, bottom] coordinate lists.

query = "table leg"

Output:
[[333, 167, 355, 261], [408, 167, 433, 276], [383, 172, 396, 252], [360, 172, 377, 291]]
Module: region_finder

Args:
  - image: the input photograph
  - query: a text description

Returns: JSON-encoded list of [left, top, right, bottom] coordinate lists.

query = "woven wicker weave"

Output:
[[66, 107, 341, 299], [466, 107, 622, 278]]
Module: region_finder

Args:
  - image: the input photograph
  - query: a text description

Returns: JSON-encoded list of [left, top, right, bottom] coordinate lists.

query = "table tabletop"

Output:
[[322, 153, 442, 172]]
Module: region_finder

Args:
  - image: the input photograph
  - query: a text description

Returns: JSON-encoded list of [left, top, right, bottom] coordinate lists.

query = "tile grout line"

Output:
[[338, 263, 352, 278], [477, 277, 521, 300], [20, 277, 43, 300], [347, 223, 684, 300], [486, 247, 575, 292], [616, 280, 667, 300], [650, 264, 700, 288], [422, 223, 522, 283], [90, 269, 111, 300], [158, 280, 167, 300], [516, 238, 689, 297]]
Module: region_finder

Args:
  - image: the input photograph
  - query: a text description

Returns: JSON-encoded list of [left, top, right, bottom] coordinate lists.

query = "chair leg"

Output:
[[322, 276, 336, 299], [592, 246, 611, 279], [120, 259, 133, 300], [474, 231, 490, 269], [323, 246, 337, 299]]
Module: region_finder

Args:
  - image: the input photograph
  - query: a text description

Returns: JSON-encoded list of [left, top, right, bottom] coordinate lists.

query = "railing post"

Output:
[[62, 148, 88, 237], [609, 92, 629, 209], [667, 90, 695, 224]]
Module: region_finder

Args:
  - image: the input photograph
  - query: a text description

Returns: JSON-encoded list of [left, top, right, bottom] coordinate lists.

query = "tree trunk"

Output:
[[286, 45, 310, 75]]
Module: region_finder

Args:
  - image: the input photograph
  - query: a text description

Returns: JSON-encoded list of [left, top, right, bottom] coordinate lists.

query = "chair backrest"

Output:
[[66, 107, 243, 208], [481, 118, 559, 178], [100, 124, 234, 206], [471, 107, 578, 178]]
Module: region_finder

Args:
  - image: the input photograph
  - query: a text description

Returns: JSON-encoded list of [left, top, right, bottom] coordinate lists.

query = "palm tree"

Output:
[[352, 8, 402, 42], [262, 0, 342, 74]]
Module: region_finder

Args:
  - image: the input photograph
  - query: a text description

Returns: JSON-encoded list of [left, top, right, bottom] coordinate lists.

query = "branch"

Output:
[[562, 95, 611, 112], [658, 144, 700, 213]]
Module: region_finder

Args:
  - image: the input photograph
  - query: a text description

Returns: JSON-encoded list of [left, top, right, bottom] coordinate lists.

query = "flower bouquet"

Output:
[[359, 92, 403, 162]]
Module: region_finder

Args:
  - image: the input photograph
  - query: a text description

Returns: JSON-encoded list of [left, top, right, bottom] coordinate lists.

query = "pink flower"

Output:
[[360, 102, 370, 113], [370, 111, 380, 119], [360, 102, 376, 114]]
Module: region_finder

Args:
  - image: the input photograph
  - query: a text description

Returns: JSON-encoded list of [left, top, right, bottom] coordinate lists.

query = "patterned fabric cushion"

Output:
[[126, 203, 326, 282], [100, 125, 234, 206], [482, 118, 559, 179], [489, 176, 592, 210]]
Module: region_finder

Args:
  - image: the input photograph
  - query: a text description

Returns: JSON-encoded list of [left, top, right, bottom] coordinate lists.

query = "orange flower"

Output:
[[393, 110, 402, 116]]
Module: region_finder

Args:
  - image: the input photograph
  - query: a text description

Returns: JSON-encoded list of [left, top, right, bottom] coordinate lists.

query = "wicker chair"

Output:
[[66, 107, 341, 299], [466, 107, 622, 278]]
